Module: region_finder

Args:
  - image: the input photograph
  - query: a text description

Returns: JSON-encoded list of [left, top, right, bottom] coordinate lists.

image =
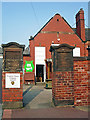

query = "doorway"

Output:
[[36, 65, 44, 82]]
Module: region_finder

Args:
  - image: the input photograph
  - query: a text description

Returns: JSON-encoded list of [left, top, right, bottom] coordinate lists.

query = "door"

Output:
[[35, 47, 46, 82], [36, 65, 44, 82]]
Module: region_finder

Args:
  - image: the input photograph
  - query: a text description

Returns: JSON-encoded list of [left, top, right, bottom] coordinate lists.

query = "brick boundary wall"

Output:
[[52, 57, 89, 106], [2, 72, 23, 109], [74, 58, 89, 106]]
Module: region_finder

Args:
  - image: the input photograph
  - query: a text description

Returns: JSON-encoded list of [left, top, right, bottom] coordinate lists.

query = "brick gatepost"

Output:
[[50, 44, 75, 106], [50, 43, 89, 106], [2, 42, 25, 109]]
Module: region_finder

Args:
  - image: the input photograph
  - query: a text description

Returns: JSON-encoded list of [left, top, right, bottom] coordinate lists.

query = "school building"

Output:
[[22, 8, 89, 84]]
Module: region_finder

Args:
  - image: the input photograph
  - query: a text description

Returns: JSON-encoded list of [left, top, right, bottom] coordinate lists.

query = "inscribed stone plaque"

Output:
[[5, 51, 22, 71], [5, 73, 20, 88], [50, 44, 75, 72], [56, 52, 73, 71]]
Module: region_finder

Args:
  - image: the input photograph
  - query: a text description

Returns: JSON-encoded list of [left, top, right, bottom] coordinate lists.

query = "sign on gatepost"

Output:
[[5, 73, 20, 88], [2, 42, 25, 109]]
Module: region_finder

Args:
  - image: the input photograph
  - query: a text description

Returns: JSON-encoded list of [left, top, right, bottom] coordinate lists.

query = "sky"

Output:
[[1, 1, 89, 47]]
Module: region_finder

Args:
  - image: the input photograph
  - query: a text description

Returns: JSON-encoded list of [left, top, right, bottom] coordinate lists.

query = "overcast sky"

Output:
[[1, 1, 89, 47]]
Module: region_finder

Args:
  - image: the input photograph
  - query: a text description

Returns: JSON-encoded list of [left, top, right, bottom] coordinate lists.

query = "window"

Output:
[[73, 47, 80, 57]]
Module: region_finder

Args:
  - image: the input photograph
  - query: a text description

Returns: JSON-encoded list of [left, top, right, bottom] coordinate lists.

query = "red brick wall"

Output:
[[2, 72, 23, 102], [74, 60, 88, 106], [23, 56, 31, 68], [52, 58, 89, 106], [52, 71, 74, 106]]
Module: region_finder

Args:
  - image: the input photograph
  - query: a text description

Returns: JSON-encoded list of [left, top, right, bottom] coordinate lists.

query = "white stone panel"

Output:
[[5, 73, 20, 88]]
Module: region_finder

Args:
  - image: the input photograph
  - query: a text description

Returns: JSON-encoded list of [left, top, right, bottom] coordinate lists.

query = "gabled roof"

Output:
[[29, 13, 84, 43], [29, 16, 53, 40]]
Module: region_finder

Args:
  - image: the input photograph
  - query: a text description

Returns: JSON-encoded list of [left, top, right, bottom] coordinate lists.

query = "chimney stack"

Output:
[[76, 8, 85, 41]]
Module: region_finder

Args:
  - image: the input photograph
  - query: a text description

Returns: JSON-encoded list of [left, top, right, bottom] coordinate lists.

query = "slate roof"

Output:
[[23, 46, 30, 56], [72, 28, 90, 41], [29, 13, 75, 40]]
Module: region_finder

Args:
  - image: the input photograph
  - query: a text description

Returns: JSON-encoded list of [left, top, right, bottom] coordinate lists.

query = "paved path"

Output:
[[23, 85, 53, 109], [2, 84, 89, 119]]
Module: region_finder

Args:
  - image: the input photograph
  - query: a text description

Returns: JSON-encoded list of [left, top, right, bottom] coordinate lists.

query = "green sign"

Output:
[[24, 60, 34, 72]]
